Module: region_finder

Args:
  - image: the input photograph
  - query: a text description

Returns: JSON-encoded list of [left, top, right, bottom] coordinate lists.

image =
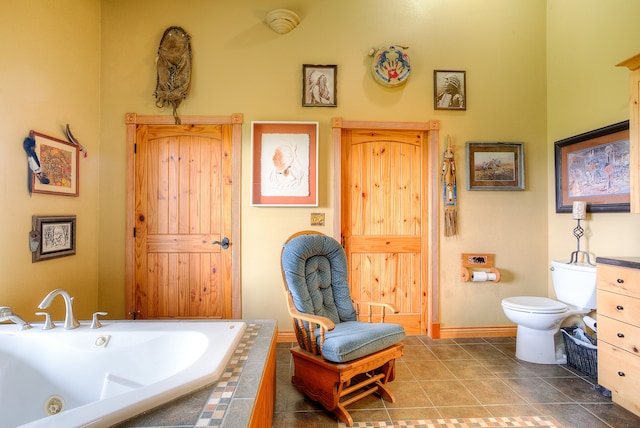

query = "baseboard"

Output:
[[439, 325, 517, 338], [276, 325, 516, 342], [277, 331, 297, 343]]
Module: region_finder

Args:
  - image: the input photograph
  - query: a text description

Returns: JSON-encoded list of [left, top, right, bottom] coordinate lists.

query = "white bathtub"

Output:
[[0, 320, 246, 428]]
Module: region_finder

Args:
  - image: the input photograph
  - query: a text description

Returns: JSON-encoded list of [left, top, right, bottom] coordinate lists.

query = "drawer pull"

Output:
[[617, 333, 625, 338], [616, 278, 624, 284], [616, 305, 624, 311], [618, 371, 626, 377]]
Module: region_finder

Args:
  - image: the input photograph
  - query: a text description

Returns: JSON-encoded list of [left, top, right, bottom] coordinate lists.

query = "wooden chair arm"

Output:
[[285, 290, 334, 355], [353, 300, 399, 323], [285, 290, 335, 331], [288, 308, 336, 332]]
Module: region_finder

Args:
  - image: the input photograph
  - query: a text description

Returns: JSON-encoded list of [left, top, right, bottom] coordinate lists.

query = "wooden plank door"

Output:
[[125, 114, 242, 320], [339, 127, 432, 336]]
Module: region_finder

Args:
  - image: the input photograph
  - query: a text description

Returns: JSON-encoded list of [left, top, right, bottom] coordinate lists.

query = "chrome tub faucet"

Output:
[[0, 306, 32, 330], [38, 288, 80, 329]]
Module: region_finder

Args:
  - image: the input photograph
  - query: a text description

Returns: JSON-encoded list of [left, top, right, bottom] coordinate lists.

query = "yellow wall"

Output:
[[2, 1, 640, 335], [0, 0, 101, 321], [547, 1, 640, 297]]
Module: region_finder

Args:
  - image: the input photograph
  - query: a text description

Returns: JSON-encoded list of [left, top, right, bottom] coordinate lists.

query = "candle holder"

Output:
[[568, 201, 593, 265]]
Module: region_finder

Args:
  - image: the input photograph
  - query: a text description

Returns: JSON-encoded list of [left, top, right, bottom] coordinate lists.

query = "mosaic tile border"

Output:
[[340, 416, 563, 428], [195, 323, 260, 428]]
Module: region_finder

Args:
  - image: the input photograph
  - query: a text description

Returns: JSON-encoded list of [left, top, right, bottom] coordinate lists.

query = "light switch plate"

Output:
[[310, 213, 325, 226]]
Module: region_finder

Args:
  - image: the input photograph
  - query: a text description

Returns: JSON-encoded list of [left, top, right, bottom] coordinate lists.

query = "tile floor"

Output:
[[272, 336, 640, 428]]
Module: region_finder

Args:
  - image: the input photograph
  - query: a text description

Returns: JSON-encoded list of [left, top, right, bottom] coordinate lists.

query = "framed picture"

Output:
[[251, 121, 319, 206], [30, 131, 79, 196], [554, 120, 630, 213], [434, 70, 466, 110], [302, 64, 337, 107], [466, 142, 525, 190], [32, 215, 76, 262]]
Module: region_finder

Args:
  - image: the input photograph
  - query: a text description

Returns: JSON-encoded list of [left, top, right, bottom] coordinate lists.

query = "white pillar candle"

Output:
[[572, 201, 587, 220]]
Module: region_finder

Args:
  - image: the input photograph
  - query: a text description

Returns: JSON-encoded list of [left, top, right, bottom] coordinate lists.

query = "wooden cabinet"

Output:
[[597, 262, 640, 416], [617, 53, 640, 213]]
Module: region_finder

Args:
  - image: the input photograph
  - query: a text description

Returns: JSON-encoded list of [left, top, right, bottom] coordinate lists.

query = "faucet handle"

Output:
[[91, 312, 108, 329], [35, 312, 55, 330]]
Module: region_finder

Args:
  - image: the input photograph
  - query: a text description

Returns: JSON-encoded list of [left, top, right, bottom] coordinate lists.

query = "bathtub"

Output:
[[0, 320, 246, 428]]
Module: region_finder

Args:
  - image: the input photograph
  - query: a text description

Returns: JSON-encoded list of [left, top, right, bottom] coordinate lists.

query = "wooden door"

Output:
[[125, 114, 242, 319], [334, 119, 440, 337]]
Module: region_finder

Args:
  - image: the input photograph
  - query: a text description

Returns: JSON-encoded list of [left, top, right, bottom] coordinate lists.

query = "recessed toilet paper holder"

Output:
[[460, 253, 501, 282]]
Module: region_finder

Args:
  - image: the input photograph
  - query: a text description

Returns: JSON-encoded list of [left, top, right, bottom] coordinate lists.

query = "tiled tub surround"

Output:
[[115, 320, 276, 428]]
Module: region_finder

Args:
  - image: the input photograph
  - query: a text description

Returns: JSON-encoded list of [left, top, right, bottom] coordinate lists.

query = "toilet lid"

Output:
[[502, 296, 568, 313]]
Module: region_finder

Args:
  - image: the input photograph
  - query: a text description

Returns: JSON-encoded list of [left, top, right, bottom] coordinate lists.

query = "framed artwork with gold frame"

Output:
[[29, 131, 79, 196]]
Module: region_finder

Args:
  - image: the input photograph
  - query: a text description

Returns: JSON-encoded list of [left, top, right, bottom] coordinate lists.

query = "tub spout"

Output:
[[0, 306, 32, 330], [38, 289, 80, 329]]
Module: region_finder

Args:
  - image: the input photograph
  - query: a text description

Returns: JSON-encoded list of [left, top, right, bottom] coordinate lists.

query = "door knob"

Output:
[[213, 237, 230, 249]]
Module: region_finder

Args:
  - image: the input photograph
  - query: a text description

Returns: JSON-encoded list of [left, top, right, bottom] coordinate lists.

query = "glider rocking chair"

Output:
[[280, 231, 405, 426]]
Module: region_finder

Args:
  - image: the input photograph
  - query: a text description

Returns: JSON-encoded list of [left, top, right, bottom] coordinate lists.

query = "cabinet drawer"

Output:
[[598, 342, 640, 415], [599, 315, 640, 356], [597, 289, 640, 325], [598, 264, 640, 298]]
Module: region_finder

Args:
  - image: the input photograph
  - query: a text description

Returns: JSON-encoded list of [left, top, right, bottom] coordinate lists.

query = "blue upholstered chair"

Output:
[[280, 231, 405, 426]]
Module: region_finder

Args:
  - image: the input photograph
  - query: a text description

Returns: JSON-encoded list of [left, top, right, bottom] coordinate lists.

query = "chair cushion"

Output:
[[318, 321, 405, 363], [282, 234, 356, 324]]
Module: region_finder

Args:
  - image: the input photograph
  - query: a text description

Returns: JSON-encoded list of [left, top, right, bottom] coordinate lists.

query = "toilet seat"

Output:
[[502, 296, 568, 314]]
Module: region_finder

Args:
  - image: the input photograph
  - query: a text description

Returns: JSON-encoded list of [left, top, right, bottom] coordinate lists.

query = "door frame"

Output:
[[331, 117, 441, 338], [124, 113, 244, 319]]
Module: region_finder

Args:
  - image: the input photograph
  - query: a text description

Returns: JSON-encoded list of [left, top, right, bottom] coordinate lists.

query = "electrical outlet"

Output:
[[310, 213, 325, 226]]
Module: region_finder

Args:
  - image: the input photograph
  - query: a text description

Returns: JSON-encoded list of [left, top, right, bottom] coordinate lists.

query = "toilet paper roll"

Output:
[[471, 271, 497, 282]]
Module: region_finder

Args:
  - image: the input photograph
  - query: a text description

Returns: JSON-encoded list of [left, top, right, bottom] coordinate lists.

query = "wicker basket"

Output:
[[561, 326, 598, 379]]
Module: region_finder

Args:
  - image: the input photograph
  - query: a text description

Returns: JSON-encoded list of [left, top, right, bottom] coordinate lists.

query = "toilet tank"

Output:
[[550, 260, 597, 310]]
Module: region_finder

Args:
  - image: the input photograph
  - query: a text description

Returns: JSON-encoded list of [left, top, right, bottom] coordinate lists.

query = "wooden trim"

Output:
[[231, 117, 243, 317], [332, 118, 434, 131], [426, 120, 440, 338], [124, 113, 242, 125], [616, 59, 640, 213], [439, 325, 517, 339], [248, 326, 277, 428], [124, 118, 137, 319], [277, 330, 298, 343]]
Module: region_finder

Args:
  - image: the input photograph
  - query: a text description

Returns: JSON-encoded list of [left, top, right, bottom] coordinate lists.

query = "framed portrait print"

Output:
[[32, 215, 76, 262], [302, 64, 337, 107], [434, 70, 466, 110], [29, 131, 80, 196], [251, 121, 319, 206], [466, 142, 525, 190], [555, 120, 630, 213]]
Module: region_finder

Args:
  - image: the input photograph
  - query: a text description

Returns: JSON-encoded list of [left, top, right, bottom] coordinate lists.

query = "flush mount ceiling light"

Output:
[[265, 9, 300, 34]]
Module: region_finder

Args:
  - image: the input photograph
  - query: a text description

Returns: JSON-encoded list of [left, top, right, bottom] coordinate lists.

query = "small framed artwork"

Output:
[[32, 215, 77, 262], [466, 142, 525, 190], [251, 121, 319, 206], [302, 64, 337, 107], [434, 70, 466, 110], [29, 131, 79, 196], [555, 120, 630, 213]]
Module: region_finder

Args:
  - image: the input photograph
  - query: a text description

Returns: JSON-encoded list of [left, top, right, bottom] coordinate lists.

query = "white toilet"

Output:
[[501, 260, 597, 364]]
